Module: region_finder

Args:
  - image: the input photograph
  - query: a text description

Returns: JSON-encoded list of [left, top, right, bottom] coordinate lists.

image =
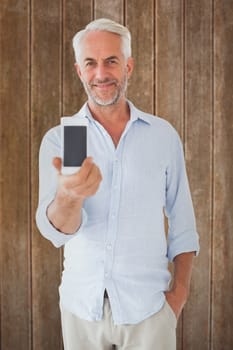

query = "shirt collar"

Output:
[[127, 100, 152, 125], [75, 100, 152, 126]]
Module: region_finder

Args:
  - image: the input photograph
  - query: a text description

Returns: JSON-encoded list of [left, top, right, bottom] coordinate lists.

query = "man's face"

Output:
[[75, 31, 133, 107]]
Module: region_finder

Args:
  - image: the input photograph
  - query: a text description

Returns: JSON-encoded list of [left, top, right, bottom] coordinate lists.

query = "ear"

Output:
[[126, 57, 134, 78], [74, 63, 83, 81]]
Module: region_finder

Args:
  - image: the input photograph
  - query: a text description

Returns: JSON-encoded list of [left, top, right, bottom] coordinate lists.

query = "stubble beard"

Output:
[[82, 73, 128, 107]]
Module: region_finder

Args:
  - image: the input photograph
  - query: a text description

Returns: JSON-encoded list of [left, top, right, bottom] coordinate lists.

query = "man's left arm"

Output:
[[165, 129, 200, 319]]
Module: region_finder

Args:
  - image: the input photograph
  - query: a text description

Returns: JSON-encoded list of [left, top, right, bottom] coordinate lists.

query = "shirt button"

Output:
[[106, 244, 112, 250]]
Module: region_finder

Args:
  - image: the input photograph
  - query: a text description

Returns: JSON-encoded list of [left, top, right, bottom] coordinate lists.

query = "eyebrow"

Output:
[[105, 56, 120, 61], [84, 57, 95, 62], [84, 56, 120, 63]]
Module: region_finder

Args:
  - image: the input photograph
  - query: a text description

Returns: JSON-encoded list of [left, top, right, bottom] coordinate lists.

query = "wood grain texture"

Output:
[[94, 0, 124, 22], [126, 0, 155, 114], [0, 1, 31, 349], [155, 0, 184, 133], [31, 0, 63, 349], [183, 1, 213, 349], [155, 1, 184, 347], [213, 1, 233, 349]]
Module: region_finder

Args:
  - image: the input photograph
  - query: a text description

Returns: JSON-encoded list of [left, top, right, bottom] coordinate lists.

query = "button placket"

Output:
[[104, 151, 122, 282]]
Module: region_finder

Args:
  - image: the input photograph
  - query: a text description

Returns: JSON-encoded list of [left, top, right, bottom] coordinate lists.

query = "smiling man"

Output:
[[78, 35, 129, 106], [36, 18, 199, 350]]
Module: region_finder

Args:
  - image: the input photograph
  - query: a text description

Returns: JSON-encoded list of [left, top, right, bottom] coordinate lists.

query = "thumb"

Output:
[[52, 157, 62, 173]]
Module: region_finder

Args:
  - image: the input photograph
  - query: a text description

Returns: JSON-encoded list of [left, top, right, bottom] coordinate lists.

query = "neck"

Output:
[[87, 98, 130, 125], [87, 98, 130, 147]]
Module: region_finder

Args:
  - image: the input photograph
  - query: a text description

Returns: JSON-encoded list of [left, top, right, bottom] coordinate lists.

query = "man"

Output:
[[36, 18, 199, 350]]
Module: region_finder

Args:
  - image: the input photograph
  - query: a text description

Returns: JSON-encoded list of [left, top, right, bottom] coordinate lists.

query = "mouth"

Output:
[[91, 80, 117, 89]]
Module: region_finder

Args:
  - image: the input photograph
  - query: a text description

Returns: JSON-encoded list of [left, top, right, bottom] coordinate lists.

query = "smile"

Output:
[[91, 80, 117, 89]]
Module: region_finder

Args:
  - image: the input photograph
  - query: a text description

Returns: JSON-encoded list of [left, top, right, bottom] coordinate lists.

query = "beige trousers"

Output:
[[60, 298, 177, 350]]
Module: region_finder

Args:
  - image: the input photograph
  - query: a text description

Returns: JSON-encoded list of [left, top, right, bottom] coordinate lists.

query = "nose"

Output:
[[95, 63, 108, 81]]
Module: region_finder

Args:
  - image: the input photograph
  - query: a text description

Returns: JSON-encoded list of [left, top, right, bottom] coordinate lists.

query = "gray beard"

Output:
[[82, 75, 128, 107]]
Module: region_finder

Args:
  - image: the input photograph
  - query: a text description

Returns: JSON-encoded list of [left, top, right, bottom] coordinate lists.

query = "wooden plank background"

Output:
[[0, 0, 232, 349]]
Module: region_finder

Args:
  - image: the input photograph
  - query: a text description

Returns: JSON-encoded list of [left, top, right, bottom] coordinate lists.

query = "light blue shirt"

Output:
[[36, 101, 199, 325]]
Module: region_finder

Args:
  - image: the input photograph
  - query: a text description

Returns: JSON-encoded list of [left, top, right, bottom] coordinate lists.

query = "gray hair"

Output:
[[72, 18, 132, 64]]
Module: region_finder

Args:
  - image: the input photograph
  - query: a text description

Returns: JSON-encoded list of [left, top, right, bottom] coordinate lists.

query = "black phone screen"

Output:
[[63, 126, 87, 167]]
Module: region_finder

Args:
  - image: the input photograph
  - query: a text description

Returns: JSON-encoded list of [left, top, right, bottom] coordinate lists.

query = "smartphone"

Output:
[[61, 116, 88, 175]]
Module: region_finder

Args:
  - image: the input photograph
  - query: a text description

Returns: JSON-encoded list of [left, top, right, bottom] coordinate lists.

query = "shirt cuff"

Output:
[[36, 194, 88, 248], [167, 229, 200, 262]]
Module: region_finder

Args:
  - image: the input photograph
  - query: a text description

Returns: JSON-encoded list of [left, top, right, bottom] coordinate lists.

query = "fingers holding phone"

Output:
[[57, 157, 102, 200], [77, 157, 103, 197]]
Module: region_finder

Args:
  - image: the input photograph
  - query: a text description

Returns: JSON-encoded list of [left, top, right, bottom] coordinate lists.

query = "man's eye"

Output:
[[85, 61, 95, 67]]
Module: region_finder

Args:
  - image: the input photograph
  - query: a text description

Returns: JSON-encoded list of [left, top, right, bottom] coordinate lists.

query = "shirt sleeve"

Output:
[[35, 127, 87, 248], [165, 129, 200, 261]]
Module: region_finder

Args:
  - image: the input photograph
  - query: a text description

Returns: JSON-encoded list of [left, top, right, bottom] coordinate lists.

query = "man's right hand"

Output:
[[47, 157, 102, 234], [53, 156, 102, 201]]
